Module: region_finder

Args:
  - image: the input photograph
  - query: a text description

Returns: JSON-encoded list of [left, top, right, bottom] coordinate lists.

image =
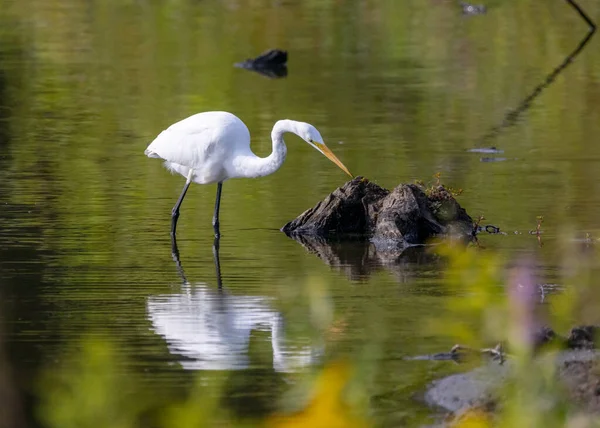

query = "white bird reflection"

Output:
[[147, 237, 318, 372]]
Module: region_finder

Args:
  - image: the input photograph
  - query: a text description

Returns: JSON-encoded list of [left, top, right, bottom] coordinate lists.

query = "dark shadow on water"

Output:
[[288, 235, 442, 283]]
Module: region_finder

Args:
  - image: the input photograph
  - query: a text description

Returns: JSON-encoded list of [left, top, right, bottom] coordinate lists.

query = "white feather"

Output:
[[145, 112, 252, 184]]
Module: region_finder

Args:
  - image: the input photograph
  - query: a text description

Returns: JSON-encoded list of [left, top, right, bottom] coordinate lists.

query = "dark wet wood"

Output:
[[234, 49, 288, 79], [281, 177, 473, 249]]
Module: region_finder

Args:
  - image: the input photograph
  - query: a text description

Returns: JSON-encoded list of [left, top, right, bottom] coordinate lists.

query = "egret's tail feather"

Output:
[[145, 149, 163, 159]]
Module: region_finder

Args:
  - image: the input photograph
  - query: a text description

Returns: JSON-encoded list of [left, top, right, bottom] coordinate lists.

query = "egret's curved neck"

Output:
[[238, 120, 299, 178]]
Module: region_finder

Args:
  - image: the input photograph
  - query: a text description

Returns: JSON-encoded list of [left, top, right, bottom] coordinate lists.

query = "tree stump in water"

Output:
[[281, 177, 473, 249]]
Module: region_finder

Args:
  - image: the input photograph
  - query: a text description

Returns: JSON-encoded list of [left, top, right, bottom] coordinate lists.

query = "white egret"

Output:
[[145, 111, 353, 237]]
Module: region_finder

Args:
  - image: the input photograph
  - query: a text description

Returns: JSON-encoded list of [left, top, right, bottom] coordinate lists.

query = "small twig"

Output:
[[472, 215, 485, 235], [528, 216, 544, 247], [450, 343, 508, 364]]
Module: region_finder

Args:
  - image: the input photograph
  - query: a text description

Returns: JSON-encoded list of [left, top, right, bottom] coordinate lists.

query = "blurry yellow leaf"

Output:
[[266, 361, 370, 428], [451, 408, 493, 428]]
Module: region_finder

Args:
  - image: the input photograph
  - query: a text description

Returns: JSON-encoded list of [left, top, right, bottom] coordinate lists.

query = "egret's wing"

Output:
[[145, 127, 218, 168], [144, 112, 250, 169]]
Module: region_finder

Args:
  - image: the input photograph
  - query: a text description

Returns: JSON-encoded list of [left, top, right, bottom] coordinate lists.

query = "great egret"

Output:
[[145, 111, 353, 237]]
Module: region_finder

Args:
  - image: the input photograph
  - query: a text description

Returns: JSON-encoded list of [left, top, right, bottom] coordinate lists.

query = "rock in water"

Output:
[[234, 49, 288, 79], [281, 177, 473, 248]]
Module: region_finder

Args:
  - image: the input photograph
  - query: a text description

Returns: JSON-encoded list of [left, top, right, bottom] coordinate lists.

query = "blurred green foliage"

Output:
[[38, 339, 143, 428], [429, 244, 508, 349], [434, 240, 600, 427]]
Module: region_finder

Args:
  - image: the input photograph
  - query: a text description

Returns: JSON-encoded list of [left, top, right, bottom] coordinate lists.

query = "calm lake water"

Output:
[[1, 0, 600, 426]]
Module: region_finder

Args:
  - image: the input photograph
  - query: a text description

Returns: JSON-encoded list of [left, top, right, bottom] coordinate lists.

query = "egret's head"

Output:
[[296, 122, 353, 178]]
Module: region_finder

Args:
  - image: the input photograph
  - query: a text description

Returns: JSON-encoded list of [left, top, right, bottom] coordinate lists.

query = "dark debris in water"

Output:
[[480, 157, 510, 163], [234, 49, 288, 79], [413, 326, 600, 367]]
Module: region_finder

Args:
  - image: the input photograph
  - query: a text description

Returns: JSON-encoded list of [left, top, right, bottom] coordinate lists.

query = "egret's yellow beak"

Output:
[[317, 143, 353, 178]]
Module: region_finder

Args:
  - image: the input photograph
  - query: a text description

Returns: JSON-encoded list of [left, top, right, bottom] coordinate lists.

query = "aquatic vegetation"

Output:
[[421, 173, 463, 199]]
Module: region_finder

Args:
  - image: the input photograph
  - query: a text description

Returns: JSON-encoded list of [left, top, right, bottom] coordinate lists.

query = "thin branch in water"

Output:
[[477, 0, 596, 145], [566, 0, 597, 30]]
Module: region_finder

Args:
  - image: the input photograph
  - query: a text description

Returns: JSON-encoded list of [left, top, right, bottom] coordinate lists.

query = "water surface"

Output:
[[1, 0, 600, 426]]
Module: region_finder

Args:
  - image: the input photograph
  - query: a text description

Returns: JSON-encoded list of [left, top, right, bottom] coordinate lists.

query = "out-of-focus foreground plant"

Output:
[[432, 240, 600, 428]]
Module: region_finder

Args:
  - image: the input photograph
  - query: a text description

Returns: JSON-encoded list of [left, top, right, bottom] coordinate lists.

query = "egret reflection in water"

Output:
[[147, 237, 319, 372]]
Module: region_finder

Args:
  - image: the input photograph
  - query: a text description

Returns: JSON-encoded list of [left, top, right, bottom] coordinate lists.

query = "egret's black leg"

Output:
[[212, 182, 223, 238], [171, 180, 191, 236], [212, 236, 223, 290]]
